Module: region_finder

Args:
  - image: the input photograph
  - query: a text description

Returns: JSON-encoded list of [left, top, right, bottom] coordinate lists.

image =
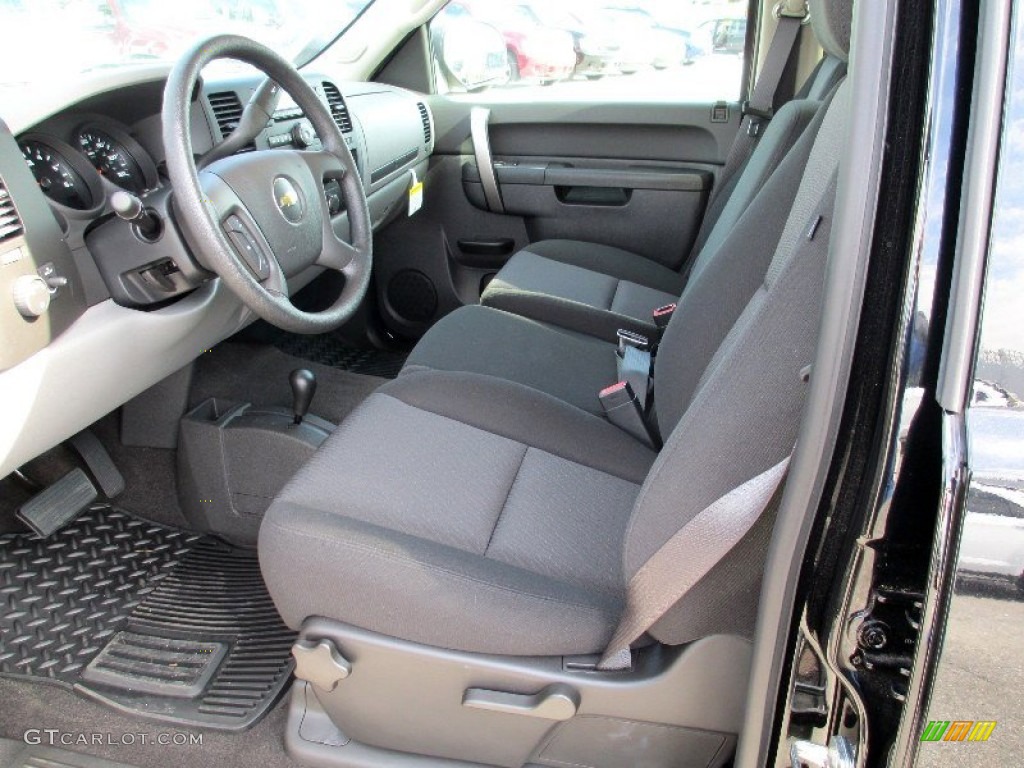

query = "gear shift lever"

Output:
[[289, 369, 317, 425]]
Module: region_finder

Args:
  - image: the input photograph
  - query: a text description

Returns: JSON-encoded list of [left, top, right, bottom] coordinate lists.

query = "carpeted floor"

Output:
[[189, 342, 386, 426], [265, 330, 408, 379]]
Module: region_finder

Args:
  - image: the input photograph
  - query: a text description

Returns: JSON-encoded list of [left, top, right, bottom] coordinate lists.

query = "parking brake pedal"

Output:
[[16, 468, 97, 537], [70, 429, 125, 498]]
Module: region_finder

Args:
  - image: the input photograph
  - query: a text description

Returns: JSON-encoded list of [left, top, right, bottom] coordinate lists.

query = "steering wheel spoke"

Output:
[[163, 34, 373, 335], [316, 236, 361, 273], [198, 169, 277, 280], [300, 149, 348, 184]]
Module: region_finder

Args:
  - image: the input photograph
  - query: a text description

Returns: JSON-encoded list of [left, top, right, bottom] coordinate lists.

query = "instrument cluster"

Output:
[[18, 117, 160, 216]]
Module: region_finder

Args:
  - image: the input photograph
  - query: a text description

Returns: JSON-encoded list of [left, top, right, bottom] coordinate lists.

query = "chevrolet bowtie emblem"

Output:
[[273, 177, 303, 223]]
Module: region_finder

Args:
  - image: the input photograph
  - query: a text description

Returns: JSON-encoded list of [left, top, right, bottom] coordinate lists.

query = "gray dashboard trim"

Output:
[[4, 65, 174, 136], [0, 282, 251, 478], [1, 264, 312, 479]]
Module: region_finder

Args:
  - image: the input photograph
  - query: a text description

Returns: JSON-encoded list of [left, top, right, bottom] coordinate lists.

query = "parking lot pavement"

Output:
[[917, 591, 1024, 767]]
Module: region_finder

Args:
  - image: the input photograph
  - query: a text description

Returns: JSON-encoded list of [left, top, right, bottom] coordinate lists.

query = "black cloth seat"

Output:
[[259, 0, 853, 660], [479, 99, 825, 343]]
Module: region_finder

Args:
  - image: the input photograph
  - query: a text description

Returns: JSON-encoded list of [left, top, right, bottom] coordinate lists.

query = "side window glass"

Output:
[[429, 0, 746, 101]]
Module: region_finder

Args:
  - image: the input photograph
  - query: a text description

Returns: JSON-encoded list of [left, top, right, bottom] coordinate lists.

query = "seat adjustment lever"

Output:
[[462, 684, 579, 721]]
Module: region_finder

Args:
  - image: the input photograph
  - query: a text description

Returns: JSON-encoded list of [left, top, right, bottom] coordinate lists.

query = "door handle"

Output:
[[462, 684, 579, 721], [457, 238, 515, 256], [470, 107, 505, 214]]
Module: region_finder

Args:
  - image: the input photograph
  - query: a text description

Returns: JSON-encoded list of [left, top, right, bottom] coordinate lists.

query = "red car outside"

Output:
[[444, 1, 576, 85]]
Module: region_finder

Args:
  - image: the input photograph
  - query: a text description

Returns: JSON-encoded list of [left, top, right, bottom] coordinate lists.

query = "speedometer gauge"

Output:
[[76, 126, 149, 194], [19, 139, 94, 210]]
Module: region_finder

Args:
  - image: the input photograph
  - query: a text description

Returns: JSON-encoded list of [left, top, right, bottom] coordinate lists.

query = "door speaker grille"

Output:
[[387, 269, 437, 323]]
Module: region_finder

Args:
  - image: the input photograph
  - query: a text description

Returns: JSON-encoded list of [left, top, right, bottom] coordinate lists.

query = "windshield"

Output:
[[0, 0, 374, 91]]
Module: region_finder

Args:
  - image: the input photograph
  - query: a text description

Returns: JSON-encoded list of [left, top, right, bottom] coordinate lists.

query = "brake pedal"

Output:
[[70, 429, 125, 498], [16, 468, 97, 537]]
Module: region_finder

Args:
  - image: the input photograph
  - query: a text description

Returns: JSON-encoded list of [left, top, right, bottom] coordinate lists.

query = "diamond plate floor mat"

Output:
[[268, 331, 407, 379], [0, 506, 296, 731]]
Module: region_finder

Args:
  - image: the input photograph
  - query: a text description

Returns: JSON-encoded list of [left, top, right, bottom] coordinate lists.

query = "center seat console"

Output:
[[177, 369, 333, 546]]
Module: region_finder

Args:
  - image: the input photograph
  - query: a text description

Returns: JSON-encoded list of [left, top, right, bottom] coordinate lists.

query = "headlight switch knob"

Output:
[[12, 274, 51, 318]]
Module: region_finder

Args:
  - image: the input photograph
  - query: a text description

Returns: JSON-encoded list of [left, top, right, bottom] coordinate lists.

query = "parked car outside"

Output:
[[431, 8, 511, 92], [602, 5, 701, 65], [102, 0, 223, 59], [449, 1, 576, 85], [955, 396, 1024, 594], [567, 6, 652, 75], [697, 16, 746, 56], [516, 3, 620, 80]]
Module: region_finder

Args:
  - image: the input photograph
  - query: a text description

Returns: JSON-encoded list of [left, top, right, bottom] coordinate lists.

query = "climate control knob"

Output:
[[12, 274, 51, 318], [291, 121, 316, 148]]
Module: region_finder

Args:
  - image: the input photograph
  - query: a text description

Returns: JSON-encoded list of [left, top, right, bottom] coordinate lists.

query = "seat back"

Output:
[[653, 96, 830, 437], [630, 62, 852, 645], [687, 0, 851, 261], [800, 54, 848, 101], [689, 98, 823, 261]]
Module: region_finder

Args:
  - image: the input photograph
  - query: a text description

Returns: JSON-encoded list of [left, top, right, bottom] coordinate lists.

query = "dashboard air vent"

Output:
[[323, 82, 353, 133], [208, 91, 244, 138], [0, 180, 24, 244], [417, 103, 432, 145]]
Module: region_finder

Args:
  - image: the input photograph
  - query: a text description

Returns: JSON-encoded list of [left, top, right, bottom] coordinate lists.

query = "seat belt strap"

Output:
[[598, 456, 791, 670], [690, 5, 808, 257], [615, 329, 653, 407]]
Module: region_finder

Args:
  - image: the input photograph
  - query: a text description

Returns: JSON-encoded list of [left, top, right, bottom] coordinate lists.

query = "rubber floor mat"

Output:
[[0, 505, 295, 731], [268, 331, 407, 379]]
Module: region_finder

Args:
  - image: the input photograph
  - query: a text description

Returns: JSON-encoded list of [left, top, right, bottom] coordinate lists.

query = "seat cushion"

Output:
[[260, 370, 657, 656], [404, 304, 619, 416], [482, 241, 685, 342], [521, 239, 689, 293]]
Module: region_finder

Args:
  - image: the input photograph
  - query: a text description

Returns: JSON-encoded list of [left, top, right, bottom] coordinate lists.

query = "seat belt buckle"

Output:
[[599, 381, 656, 449], [652, 303, 676, 332], [616, 329, 649, 358]]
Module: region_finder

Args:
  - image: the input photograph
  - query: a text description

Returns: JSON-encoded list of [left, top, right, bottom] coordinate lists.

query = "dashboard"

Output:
[[0, 68, 434, 477]]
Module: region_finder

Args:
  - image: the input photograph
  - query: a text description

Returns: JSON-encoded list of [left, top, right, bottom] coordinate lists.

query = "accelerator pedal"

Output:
[[70, 428, 125, 498]]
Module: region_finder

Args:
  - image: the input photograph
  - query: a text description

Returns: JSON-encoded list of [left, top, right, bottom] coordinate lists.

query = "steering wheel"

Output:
[[162, 35, 372, 334]]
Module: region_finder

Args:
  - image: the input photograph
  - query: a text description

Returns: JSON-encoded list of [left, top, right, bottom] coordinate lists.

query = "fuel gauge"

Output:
[[76, 125, 150, 195]]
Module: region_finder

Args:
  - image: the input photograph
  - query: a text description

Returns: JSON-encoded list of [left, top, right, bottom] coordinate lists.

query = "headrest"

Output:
[[809, 0, 853, 62]]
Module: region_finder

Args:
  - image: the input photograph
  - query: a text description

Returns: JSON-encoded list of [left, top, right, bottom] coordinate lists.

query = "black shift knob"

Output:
[[289, 369, 317, 424]]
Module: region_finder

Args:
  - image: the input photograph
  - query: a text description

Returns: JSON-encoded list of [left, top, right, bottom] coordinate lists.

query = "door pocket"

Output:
[[555, 186, 632, 207]]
